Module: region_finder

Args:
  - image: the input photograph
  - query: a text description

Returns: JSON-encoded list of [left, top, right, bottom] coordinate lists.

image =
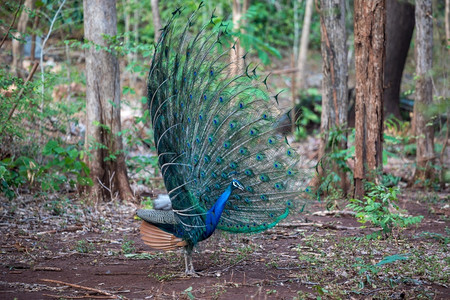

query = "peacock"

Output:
[[136, 3, 311, 275]]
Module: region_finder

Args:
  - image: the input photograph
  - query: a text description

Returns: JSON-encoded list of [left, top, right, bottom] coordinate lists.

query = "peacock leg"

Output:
[[184, 244, 196, 275]]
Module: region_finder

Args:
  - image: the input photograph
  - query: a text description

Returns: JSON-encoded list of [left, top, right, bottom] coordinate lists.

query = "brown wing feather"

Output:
[[139, 221, 187, 250]]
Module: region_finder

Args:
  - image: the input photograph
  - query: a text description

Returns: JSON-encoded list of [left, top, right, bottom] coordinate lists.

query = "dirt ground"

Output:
[[0, 187, 449, 300]]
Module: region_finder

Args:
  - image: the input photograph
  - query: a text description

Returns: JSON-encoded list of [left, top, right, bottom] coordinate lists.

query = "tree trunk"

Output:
[[151, 0, 162, 43], [230, 0, 250, 75], [297, 0, 314, 89], [446, 0, 450, 49], [413, 0, 435, 184], [30, 10, 40, 62], [353, 0, 386, 199], [122, 0, 130, 50], [83, 0, 133, 203], [384, 0, 415, 120], [12, 0, 35, 78], [317, 0, 349, 194]]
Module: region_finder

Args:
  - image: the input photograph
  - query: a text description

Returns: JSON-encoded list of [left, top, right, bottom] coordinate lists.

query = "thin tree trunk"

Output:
[[230, 0, 250, 75], [83, 0, 133, 203], [317, 0, 348, 194], [151, 0, 162, 43], [12, 0, 35, 77], [297, 0, 314, 89], [446, 0, 450, 48], [353, 0, 386, 199], [293, 0, 301, 61], [413, 0, 435, 184], [30, 9, 40, 62], [122, 0, 130, 50], [291, 0, 301, 134]]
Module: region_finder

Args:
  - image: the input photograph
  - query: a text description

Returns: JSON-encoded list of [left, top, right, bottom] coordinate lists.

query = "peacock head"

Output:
[[231, 179, 245, 191]]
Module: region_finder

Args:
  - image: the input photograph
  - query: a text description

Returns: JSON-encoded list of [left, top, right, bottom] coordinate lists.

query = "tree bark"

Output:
[[83, 0, 133, 202], [317, 0, 349, 194], [297, 0, 314, 89], [353, 0, 386, 199], [230, 0, 250, 75], [413, 0, 435, 184], [383, 0, 415, 120], [30, 10, 40, 62], [151, 0, 162, 43], [12, 0, 35, 78]]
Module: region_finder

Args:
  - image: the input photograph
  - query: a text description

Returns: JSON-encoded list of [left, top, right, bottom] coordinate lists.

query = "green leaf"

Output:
[[376, 254, 409, 266]]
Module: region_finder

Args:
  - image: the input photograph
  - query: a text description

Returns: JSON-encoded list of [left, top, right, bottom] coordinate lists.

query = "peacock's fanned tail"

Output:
[[147, 4, 310, 244]]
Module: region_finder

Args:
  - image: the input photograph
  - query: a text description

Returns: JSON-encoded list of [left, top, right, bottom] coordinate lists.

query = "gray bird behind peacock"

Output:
[[137, 3, 312, 275]]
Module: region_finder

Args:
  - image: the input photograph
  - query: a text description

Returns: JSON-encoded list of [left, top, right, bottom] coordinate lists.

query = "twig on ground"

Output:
[[36, 225, 83, 235], [312, 210, 356, 216], [40, 279, 116, 298], [42, 294, 117, 299], [33, 266, 62, 272], [277, 222, 358, 230]]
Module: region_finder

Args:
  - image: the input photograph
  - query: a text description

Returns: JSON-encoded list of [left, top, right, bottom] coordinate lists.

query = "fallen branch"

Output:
[[33, 266, 62, 272], [36, 225, 83, 235], [312, 210, 356, 217], [277, 222, 358, 230], [42, 294, 116, 299], [40, 279, 116, 298]]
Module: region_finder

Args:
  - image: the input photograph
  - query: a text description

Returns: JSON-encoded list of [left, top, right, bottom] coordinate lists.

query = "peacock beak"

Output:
[[232, 180, 245, 191]]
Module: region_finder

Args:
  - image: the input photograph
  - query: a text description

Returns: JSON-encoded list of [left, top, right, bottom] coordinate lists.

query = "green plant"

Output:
[[39, 139, 92, 191], [121, 237, 135, 254], [75, 240, 95, 253], [315, 126, 354, 208], [294, 101, 321, 140], [44, 197, 71, 216], [348, 183, 423, 239], [182, 286, 195, 300], [353, 254, 410, 289], [150, 272, 175, 282]]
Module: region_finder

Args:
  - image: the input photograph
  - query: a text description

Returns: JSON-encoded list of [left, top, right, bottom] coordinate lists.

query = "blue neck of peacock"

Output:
[[203, 183, 234, 239]]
